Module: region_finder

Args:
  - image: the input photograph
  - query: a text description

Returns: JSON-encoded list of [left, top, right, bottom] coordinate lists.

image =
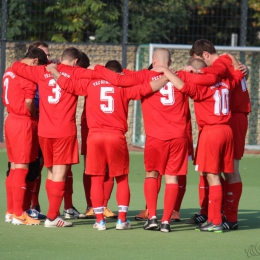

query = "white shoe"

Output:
[[93, 220, 106, 231], [5, 212, 12, 223], [63, 206, 85, 219], [45, 217, 73, 228], [116, 219, 131, 230]]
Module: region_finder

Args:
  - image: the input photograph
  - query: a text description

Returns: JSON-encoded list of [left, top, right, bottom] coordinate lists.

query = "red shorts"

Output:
[[195, 124, 234, 174], [5, 114, 38, 163], [39, 135, 79, 167], [144, 136, 188, 176], [86, 129, 129, 177], [230, 113, 248, 160], [80, 126, 89, 156]]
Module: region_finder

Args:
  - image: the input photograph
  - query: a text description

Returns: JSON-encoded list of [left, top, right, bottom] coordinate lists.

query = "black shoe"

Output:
[[223, 220, 238, 230], [186, 213, 208, 224], [33, 205, 41, 213], [195, 221, 223, 233], [160, 221, 171, 233], [143, 216, 158, 230]]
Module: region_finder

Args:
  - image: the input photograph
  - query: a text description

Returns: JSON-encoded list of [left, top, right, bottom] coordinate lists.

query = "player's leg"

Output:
[[5, 162, 15, 223], [63, 166, 85, 219]]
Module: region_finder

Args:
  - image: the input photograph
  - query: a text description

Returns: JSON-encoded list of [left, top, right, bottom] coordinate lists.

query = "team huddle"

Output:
[[2, 39, 250, 233]]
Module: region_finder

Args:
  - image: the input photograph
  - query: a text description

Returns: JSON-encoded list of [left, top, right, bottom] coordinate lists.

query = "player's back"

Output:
[[2, 67, 35, 117]]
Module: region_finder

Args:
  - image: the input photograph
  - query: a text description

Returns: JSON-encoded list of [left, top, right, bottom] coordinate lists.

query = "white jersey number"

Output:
[[4, 78, 9, 104], [100, 87, 114, 113], [213, 89, 229, 115], [48, 79, 61, 104], [160, 82, 174, 105]]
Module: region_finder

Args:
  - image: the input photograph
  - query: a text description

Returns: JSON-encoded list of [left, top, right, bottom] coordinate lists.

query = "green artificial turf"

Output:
[[0, 150, 259, 260]]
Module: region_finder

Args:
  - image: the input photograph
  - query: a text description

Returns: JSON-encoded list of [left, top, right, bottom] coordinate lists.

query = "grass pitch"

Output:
[[0, 150, 259, 260]]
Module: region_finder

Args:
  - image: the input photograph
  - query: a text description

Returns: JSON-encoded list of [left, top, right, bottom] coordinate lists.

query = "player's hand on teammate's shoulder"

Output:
[[238, 62, 249, 77], [50, 58, 60, 64], [46, 63, 57, 73], [152, 65, 168, 73]]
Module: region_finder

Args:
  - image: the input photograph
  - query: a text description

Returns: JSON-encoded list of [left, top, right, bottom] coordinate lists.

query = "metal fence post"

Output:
[[0, 0, 8, 142], [239, 0, 248, 63], [122, 0, 129, 68]]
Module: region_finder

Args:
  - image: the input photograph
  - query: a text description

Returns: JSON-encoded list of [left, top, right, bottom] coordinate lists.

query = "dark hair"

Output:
[[189, 39, 216, 57], [61, 47, 81, 61], [77, 51, 90, 68], [28, 41, 49, 51], [148, 63, 153, 70], [24, 48, 48, 65], [105, 60, 122, 73]]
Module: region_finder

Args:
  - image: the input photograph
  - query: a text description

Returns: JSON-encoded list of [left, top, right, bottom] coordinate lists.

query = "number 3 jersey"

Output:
[[2, 67, 36, 117], [11, 62, 98, 138]]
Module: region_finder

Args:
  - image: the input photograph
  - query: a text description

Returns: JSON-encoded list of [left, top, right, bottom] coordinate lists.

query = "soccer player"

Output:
[[185, 39, 248, 230], [3, 48, 48, 225], [153, 55, 244, 233], [46, 59, 168, 231], [12, 47, 98, 228]]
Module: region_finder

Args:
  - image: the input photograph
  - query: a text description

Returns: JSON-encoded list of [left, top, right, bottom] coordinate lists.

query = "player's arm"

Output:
[[180, 71, 218, 85], [94, 65, 146, 86], [25, 98, 36, 117], [12, 61, 41, 83]]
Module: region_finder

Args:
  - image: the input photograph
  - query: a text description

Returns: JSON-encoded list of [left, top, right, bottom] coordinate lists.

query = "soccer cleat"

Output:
[[171, 210, 180, 222], [27, 208, 46, 220], [135, 209, 148, 221], [63, 206, 85, 219], [12, 212, 40, 225], [93, 220, 106, 231], [84, 207, 95, 219], [143, 216, 159, 230], [223, 220, 238, 230], [103, 207, 117, 219], [116, 219, 131, 230], [5, 212, 12, 223], [195, 221, 223, 233], [160, 221, 171, 233], [44, 217, 73, 228], [186, 213, 208, 224], [33, 205, 41, 213]]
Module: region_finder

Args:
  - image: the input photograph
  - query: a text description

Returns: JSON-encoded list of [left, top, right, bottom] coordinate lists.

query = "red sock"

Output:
[[220, 175, 225, 212], [103, 175, 114, 207], [23, 181, 35, 211], [174, 175, 186, 211], [45, 179, 52, 203], [31, 166, 43, 208], [157, 174, 162, 193], [199, 175, 209, 215], [224, 182, 242, 222], [5, 168, 15, 213], [64, 169, 73, 210], [116, 175, 130, 222], [161, 183, 179, 223], [83, 173, 92, 208], [208, 185, 222, 225], [47, 181, 65, 220], [12, 168, 28, 216], [144, 178, 158, 218], [91, 175, 105, 222]]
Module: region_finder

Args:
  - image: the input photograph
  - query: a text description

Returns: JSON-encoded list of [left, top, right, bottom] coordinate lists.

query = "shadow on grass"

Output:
[[71, 208, 260, 231]]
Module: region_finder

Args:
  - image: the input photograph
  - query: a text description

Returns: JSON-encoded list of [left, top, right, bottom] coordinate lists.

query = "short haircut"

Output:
[[77, 51, 90, 68], [28, 41, 49, 51], [61, 47, 81, 62], [24, 48, 48, 65], [105, 60, 122, 73], [189, 39, 216, 57], [188, 58, 207, 69]]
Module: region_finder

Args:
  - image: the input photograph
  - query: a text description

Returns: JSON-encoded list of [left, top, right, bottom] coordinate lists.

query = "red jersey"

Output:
[[2, 67, 36, 117], [12, 61, 97, 138], [179, 71, 244, 128], [56, 75, 153, 133]]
